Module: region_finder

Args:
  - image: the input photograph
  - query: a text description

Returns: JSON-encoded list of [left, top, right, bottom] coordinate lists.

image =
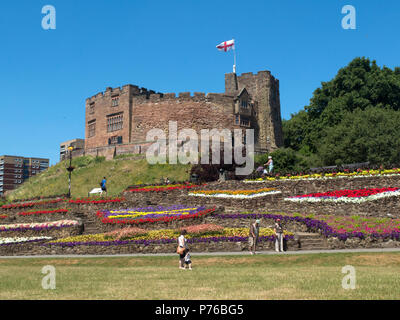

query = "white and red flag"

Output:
[[216, 39, 235, 52]]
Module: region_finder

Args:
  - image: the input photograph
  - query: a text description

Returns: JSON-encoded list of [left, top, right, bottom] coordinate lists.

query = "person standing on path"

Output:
[[248, 219, 260, 255], [274, 219, 284, 252], [178, 230, 189, 269], [100, 177, 107, 195]]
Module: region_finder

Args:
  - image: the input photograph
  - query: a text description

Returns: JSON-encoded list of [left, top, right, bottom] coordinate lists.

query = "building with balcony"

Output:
[[0, 155, 49, 196]]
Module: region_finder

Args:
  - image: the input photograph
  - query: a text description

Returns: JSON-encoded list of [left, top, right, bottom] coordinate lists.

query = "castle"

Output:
[[84, 70, 283, 159]]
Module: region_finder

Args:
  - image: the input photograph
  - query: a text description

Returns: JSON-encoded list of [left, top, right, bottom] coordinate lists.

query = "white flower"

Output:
[[0, 236, 52, 245], [284, 190, 400, 203], [188, 191, 281, 199], [0, 220, 79, 231]]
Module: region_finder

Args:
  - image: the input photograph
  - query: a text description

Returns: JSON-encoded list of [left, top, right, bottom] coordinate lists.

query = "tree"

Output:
[[283, 57, 400, 166]]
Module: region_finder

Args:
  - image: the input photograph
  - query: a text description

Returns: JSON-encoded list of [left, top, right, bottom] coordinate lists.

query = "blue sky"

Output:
[[1, 0, 399, 165]]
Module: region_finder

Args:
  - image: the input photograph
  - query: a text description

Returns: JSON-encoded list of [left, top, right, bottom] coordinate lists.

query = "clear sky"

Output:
[[1, 0, 399, 165]]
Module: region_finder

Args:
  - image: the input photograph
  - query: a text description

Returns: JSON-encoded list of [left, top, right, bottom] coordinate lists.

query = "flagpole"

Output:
[[233, 38, 236, 74]]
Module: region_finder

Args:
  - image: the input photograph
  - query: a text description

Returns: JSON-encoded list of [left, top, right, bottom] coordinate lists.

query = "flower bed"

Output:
[[188, 188, 281, 199], [17, 208, 69, 216], [68, 197, 125, 204], [213, 212, 400, 241], [285, 187, 400, 203], [0, 236, 52, 246], [1, 199, 65, 209], [0, 215, 7, 220], [0, 220, 80, 233], [245, 168, 400, 182], [126, 184, 202, 193], [44, 225, 294, 247], [97, 205, 215, 225]]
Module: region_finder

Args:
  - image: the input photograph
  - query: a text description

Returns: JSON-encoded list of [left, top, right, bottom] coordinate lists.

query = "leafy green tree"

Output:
[[283, 57, 400, 166]]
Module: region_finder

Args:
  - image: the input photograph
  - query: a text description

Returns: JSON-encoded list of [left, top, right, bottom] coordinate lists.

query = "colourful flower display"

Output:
[[104, 227, 148, 240], [188, 188, 281, 199], [0, 236, 53, 246], [0, 215, 7, 220], [17, 208, 69, 216], [97, 205, 215, 225], [127, 184, 202, 193], [245, 168, 400, 183], [213, 212, 400, 241], [1, 199, 65, 209], [284, 187, 400, 203], [179, 224, 224, 236], [0, 220, 79, 233], [44, 225, 294, 247]]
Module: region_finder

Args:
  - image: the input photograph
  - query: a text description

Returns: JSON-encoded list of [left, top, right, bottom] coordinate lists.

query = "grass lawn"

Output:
[[0, 252, 399, 299], [7, 155, 191, 201]]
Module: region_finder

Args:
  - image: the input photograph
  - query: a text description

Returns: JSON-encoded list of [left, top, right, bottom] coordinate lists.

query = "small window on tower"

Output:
[[112, 96, 120, 107], [235, 115, 240, 125]]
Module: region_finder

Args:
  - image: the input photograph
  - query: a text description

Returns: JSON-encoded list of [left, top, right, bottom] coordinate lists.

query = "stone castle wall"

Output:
[[84, 70, 284, 159]]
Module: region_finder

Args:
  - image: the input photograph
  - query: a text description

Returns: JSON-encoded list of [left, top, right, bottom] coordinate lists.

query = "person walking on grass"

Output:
[[184, 248, 192, 270], [248, 219, 260, 255], [274, 219, 284, 252], [100, 177, 107, 195], [177, 229, 189, 269]]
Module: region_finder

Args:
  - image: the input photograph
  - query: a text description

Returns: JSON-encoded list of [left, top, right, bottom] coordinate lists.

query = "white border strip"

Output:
[[244, 173, 400, 183], [188, 191, 282, 199], [284, 190, 400, 203]]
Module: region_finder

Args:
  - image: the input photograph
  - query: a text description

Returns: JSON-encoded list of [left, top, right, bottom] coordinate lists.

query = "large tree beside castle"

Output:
[[282, 57, 400, 167]]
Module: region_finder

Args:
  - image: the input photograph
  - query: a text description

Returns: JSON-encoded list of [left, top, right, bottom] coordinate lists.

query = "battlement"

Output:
[[132, 91, 234, 105], [86, 84, 160, 103], [236, 70, 272, 79]]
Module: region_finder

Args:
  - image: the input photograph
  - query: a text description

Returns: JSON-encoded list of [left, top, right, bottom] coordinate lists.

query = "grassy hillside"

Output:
[[7, 155, 192, 201]]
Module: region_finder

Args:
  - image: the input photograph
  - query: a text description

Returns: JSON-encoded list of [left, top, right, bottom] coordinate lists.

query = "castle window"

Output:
[[240, 118, 250, 127], [235, 115, 240, 125], [107, 113, 123, 132], [241, 100, 248, 109], [88, 120, 96, 138], [89, 102, 95, 114], [109, 136, 123, 145], [112, 97, 120, 107]]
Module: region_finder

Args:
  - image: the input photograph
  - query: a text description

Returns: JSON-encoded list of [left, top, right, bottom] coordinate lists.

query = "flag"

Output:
[[216, 39, 235, 52]]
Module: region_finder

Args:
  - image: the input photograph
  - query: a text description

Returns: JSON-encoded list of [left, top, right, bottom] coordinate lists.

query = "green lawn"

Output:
[[0, 252, 399, 299], [7, 155, 192, 201]]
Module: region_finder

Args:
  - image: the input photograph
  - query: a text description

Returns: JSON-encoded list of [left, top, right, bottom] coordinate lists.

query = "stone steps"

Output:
[[295, 232, 330, 250]]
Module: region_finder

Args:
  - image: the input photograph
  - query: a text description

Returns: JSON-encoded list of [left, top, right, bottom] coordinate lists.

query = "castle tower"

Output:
[[225, 70, 283, 152]]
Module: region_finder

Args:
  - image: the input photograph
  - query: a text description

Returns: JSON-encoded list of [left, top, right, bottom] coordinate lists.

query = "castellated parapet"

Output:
[[84, 71, 283, 155]]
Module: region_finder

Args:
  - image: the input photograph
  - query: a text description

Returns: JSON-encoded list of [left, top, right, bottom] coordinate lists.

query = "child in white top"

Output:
[[184, 249, 192, 270]]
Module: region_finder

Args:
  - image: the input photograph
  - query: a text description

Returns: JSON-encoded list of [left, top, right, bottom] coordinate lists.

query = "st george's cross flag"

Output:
[[216, 39, 235, 52]]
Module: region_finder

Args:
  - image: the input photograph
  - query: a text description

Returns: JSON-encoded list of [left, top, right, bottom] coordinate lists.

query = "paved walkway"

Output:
[[1, 247, 400, 259]]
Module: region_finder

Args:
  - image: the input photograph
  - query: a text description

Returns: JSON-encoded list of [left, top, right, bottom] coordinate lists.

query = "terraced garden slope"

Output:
[[6, 155, 192, 201]]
